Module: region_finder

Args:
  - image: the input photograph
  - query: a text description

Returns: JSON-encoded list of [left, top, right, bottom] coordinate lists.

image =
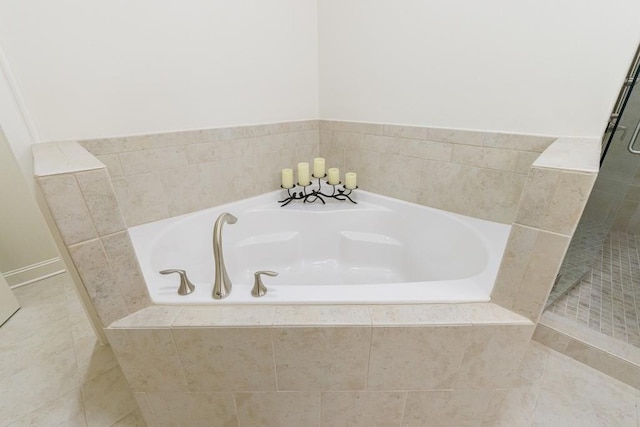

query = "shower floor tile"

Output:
[[550, 231, 640, 347]]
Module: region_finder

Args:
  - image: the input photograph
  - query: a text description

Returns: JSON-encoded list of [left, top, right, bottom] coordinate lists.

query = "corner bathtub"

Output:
[[129, 190, 510, 304]]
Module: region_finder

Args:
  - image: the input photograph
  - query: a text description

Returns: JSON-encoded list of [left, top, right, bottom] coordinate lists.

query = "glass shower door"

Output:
[[546, 53, 640, 307]]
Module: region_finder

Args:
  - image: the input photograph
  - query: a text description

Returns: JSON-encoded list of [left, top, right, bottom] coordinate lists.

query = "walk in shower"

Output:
[[545, 45, 640, 348]]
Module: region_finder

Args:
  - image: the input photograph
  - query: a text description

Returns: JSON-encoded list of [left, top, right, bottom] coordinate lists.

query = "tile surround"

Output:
[[272, 327, 371, 391], [319, 120, 557, 224], [107, 304, 534, 425], [10, 260, 640, 426], [33, 121, 601, 425]]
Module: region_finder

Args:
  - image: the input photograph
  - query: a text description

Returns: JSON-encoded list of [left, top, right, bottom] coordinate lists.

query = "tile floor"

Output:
[[2, 274, 640, 426], [0, 274, 143, 426], [550, 231, 640, 347]]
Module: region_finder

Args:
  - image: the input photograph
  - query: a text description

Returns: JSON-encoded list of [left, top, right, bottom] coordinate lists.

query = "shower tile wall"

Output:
[[549, 231, 640, 347]]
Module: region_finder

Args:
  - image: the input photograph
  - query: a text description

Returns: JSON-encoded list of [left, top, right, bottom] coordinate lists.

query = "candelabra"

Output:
[[279, 175, 358, 207]]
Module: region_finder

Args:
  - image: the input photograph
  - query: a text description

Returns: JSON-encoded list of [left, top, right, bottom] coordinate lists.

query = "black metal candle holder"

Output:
[[279, 174, 358, 207]]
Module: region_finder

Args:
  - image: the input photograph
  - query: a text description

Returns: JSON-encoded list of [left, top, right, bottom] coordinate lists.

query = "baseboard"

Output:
[[4, 258, 66, 289]]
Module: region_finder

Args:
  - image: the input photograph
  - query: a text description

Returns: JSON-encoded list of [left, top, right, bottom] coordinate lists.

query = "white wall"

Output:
[[0, 125, 59, 279], [1, 0, 640, 158], [318, 0, 640, 138], [0, 0, 319, 145]]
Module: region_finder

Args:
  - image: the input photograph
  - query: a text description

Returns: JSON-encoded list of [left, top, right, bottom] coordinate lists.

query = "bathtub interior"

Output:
[[130, 190, 511, 304]]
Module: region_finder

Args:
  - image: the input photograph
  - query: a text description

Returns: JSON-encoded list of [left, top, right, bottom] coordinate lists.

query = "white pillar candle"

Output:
[[327, 168, 340, 185], [281, 168, 294, 189], [345, 172, 357, 189], [298, 162, 310, 186], [313, 157, 325, 178]]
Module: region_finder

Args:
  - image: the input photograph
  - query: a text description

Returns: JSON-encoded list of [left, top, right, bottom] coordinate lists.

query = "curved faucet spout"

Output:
[[212, 212, 237, 299]]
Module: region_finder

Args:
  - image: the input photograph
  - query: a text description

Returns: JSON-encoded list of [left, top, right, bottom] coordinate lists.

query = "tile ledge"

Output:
[[33, 141, 105, 177], [532, 137, 599, 173], [539, 311, 640, 366]]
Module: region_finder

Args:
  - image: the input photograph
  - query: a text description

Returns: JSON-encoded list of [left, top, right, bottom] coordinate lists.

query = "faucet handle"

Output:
[[252, 270, 278, 297], [160, 269, 196, 295]]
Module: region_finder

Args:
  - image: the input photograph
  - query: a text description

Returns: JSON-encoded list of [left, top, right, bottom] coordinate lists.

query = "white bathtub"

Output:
[[129, 190, 510, 304]]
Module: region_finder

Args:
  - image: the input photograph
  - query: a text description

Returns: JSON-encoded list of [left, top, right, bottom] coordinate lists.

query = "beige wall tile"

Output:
[[344, 149, 380, 189], [147, 392, 237, 427], [451, 145, 517, 171], [423, 128, 485, 146], [319, 129, 331, 144], [361, 134, 398, 153], [396, 138, 453, 162], [235, 392, 319, 427], [79, 137, 145, 156], [491, 224, 538, 310], [466, 168, 525, 223], [456, 324, 534, 388], [370, 304, 470, 326], [376, 154, 424, 203], [368, 326, 471, 390], [186, 141, 223, 164], [381, 123, 427, 140], [38, 174, 97, 245], [173, 306, 275, 328], [110, 306, 182, 329], [319, 143, 345, 172], [297, 140, 321, 161], [460, 303, 532, 325], [508, 135, 555, 153], [76, 169, 127, 236], [321, 391, 406, 427], [492, 224, 570, 321], [142, 130, 200, 149], [96, 154, 124, 178], [106, 328, 188, 392], [273, 306, 370, 326], [323, 120, 384, 135], [160, 166, 206, 216], [509, 231, 570, 321], [402, 389, 496, 427], [68, 239, 129, 326], [101, 231, 151, 314], [119, 146, 188, 176], [514, 151, 540, 174], [516, 168, 596, 235], [417, 160, 471, 215], [172, 328, 276, 392], [272, 327, 370, 391], [198, 161, 233, 207], [112, 173, 168, 227], [285, 120, 320, 132]]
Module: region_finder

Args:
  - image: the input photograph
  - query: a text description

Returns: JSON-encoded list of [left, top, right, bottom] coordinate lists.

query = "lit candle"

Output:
[[345, 172, 357, 189], [298, 162, 310, 186], [281, 168, 294, 189], [327, 168, 340, 185], [313, 157, 325, 178]]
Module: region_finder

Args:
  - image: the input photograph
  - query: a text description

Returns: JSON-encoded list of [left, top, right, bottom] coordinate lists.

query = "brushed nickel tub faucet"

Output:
[[212, 212, 238, 300]]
